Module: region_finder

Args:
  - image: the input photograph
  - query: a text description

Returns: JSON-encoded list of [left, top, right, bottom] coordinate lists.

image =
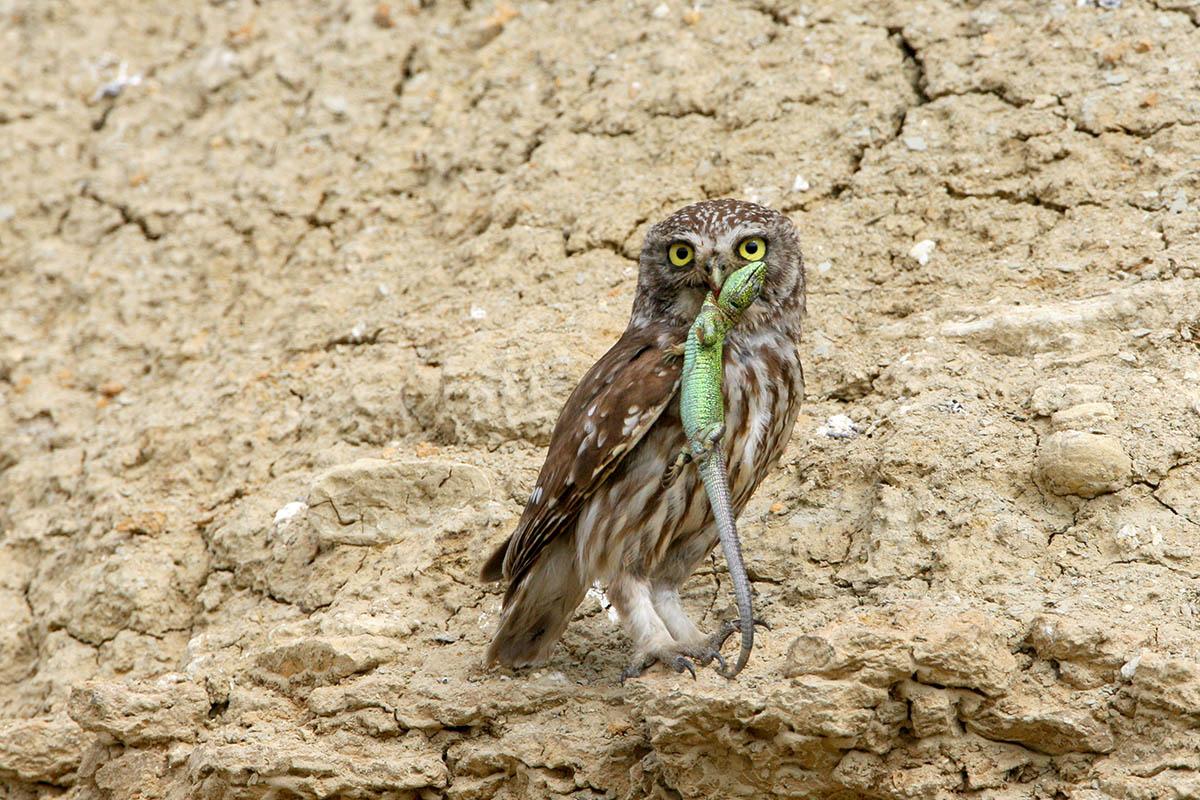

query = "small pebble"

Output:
[[819, 414, 860, 440], [909, 239, 936, 266], [98, 380, 125, 398], [273, 501, 308, 524], [1120, 651, 1143, 680], [903, 136, 927, 152], [791, 174, 810, 193], [323, 96, 349, 117], [372, 2, 395, 28]]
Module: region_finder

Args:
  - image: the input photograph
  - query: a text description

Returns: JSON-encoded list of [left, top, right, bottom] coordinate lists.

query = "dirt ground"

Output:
[[2, 0, 1200, 797]]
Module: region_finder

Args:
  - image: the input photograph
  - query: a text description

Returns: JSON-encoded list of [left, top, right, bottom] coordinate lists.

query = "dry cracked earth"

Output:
[[2, 0, 1200, 798]]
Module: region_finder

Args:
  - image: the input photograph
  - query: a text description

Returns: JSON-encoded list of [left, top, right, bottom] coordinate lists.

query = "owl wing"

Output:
[[481, 323, 683, 602]]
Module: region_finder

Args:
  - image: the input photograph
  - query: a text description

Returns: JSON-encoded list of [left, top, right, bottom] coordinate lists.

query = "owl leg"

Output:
[[609, 574, 702, 681], [651, 585, 727, 672]]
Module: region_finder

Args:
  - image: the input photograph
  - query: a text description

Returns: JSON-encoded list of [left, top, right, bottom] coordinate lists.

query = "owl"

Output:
[[481, 198, 806, 678]]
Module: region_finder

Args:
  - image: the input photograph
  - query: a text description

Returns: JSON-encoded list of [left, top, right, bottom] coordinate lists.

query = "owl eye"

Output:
[[738, 237, 767, 261], [668, 243, 694, 267]]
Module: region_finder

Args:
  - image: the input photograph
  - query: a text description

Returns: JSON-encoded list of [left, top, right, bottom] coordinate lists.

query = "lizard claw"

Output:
[[661, 449, 691, 487], [707, 617, 771, 650]]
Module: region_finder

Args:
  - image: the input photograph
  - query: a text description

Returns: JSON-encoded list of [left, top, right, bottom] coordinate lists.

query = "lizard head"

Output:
[[717, 260, 767, 316]]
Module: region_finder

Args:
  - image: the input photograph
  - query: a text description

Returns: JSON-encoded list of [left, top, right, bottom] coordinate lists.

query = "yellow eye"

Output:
[[668, 242, 694, 267], [738, 237, 766, 261]]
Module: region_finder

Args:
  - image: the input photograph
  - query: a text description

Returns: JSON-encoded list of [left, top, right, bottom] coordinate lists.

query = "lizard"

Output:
[[669, 258, 767, 678]]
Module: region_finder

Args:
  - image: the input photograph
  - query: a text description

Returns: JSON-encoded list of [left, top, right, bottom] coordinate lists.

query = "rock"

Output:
[[1029, 613, 1144, 681], [962, 686, 1115, 754], [785, 625, 915, 688], [306, 459, 491, 545], [0, 588, 37, 683], [1049, 402, 1116, 433], [29, 532, 208, 646], [941, 283, 1200, 355], [912, 611, 1017, 697], [1128, 652, 1200, 721], [0, 716, 84, 784], [253, 636, 399, 695], [831, 749, 888, 793], [68, 676, 209, 745], [779, 677, 889, 739], [1155, 463, 1200, 526], [1036, 431, 1131, 498], [896, 680, 959, 738], [1030, 384, 1105, 416], [181, 729, 448, 798]]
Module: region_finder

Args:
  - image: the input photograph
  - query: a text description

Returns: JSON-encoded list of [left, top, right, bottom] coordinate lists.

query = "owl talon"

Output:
[[672, 656, 697, 679], [662, 343, 686, 364], [621, 645, 725, 682]]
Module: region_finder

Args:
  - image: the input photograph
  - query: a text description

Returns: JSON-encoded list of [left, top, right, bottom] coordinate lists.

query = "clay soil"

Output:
[[3, 0, 1200, 798]]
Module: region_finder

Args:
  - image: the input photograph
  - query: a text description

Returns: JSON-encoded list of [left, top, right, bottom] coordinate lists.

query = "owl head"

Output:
[[631, 199, 805, 332]]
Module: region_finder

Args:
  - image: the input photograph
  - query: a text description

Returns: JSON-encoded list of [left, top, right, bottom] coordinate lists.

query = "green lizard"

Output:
[[673, 259, 767, 678]]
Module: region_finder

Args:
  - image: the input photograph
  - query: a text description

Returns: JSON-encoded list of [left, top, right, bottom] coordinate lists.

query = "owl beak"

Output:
[[706, 258, 725, 295]]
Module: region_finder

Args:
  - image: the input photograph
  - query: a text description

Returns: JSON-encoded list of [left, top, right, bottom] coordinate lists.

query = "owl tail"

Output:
[[484, 537, 587, 668]]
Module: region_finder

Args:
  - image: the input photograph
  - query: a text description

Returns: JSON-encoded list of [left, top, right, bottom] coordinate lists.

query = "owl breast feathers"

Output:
[[481, 198, 806, 677]]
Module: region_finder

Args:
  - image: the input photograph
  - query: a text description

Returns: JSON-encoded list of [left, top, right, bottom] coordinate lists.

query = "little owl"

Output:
[[481, 198, 805, 678]]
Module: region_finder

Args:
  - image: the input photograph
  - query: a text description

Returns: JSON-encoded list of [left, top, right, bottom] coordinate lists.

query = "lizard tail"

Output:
[[700, 448, 755, 678]]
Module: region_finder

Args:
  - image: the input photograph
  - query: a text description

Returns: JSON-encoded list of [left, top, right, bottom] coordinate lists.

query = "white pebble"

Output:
[[909, 239, 936, 266], [819, 414, 860, 440], [791, 174, 810, 193], [1120, 650, 1144, 680], [273, 501, 308, 525], [323, 95, 349, 116], [469, 304, 487, 320], [652, 3, 670, 18], [903, 136, 927, 151]]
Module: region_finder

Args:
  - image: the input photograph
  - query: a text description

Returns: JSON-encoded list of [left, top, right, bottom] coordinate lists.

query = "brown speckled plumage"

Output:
[[481, 199, 806, 674]]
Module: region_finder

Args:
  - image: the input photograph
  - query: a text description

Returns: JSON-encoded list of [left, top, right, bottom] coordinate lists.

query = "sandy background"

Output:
[[2, 0, 1200, 797]]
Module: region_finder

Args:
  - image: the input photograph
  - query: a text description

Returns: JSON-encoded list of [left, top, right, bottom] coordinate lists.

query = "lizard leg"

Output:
[[707, 617, 772, 650], [660, 447, 692, 487], [662, 343, 686, 364], [689, 423, 725, 460]]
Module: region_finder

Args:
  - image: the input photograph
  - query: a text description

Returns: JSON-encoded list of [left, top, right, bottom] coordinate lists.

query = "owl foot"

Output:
[[619, 642, 733, 683], [662, 343, 686, 364]]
